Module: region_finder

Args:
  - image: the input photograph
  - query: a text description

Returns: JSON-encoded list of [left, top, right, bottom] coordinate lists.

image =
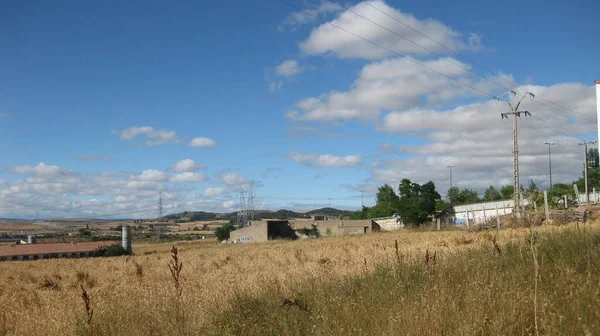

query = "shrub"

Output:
[[215, 223, 235, 241], [95, 244, 128, 257]]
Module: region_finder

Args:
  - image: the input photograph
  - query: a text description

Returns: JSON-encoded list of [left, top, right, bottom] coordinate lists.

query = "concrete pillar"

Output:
[[495, 202, 501, 230], [436, 218, 440, 231], [544, 191, 550, 223], [27, 235, 36, 244], [122, 225, 132, 255], [564, 195, 568, 209]]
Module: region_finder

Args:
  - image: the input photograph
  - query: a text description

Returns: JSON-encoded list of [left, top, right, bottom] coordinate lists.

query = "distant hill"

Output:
[[306, 207, 354, 218]]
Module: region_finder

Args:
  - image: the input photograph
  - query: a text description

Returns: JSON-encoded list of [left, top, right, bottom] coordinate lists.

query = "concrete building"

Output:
[[293, 219, 380, 237], [229, 220, 298, 243]]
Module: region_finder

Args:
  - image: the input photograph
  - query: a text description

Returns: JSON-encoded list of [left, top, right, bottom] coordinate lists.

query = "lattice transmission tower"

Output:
[[157, 191, 164, 219], [236, 181, 255, 228]]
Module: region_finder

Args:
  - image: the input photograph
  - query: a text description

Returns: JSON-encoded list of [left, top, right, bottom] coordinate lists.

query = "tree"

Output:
[[500, 185, 514, 200], [215, 223, 235, 241], [447, 188, 480, 205], [447, 187, 460, 204], [483, 186, 501, 202], [368, 184, 400, 218], [95, 244, 129, 257], [397, 179, 441, 225], [575, 148, 600, 190], [548, 183, 576, 208]]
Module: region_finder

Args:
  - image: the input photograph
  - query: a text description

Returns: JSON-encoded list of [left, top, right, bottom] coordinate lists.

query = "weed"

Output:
[[38, 276, 60, 291], [79, 285, 93, 336], [168, 246, 183, 297]]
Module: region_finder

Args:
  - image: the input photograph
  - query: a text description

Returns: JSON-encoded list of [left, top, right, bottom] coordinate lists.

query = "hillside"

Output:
[[161, 209, 313, 222], [306, 207, 354, 218]]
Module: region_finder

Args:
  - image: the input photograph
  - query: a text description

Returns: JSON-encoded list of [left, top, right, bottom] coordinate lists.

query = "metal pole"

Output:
[[543, 191, 550, 223], [447, 165, 455, 204], [544, 142, 555, 189], [584, 142, 589, 205]]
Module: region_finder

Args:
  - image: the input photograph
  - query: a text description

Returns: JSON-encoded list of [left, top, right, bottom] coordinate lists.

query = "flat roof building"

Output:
[[0, 241, 115, 261]]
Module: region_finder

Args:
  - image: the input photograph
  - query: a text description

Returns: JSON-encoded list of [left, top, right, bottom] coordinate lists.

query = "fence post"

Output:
[[436, 218, 440, 231], [594, 188, 597, 204], [495, 202, 501, 230], [466, 209, 470, 228], [564, 195, 568, 209], [544, 190, 550, 223]]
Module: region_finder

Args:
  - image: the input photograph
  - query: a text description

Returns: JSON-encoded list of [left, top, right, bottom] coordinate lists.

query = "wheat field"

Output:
[[0, 221, 598, 335]]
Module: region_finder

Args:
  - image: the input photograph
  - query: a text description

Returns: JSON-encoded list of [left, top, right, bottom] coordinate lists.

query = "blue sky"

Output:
[[1, 0, 598, 218]]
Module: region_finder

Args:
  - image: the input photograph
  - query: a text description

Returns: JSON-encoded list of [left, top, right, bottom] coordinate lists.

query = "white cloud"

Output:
[[130, 170, 167, 182], [288, 151, 363, 167], [315, 172, 329, 179], [118, 126, 179, 146], [300, 0, 479, 59], [189, 137, 216, 148], [171, 159, 206, 172], [169, 172, 206, 183], [222, 199, 236, 209], [275, 60, 302, 78], [286, 56, 477, 121], [203, 187, 229, 197], [269, 81, 283, 93], [12, 163, 74, 176], [368, 81, 597, 194], [278, 1, 342, 31], [218, 172, 248, 186]]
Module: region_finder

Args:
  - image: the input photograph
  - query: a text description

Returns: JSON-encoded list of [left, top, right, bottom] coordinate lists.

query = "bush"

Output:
[[297, 225, 320, 238], [215, 223, 235, 241], [95, 244, 129, 257]]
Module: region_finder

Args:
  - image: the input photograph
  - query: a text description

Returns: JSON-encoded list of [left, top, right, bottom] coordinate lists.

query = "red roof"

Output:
[[0, 241, 116, 257]]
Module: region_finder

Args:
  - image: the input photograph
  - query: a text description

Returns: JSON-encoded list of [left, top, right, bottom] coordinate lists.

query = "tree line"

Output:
[[350, 148, 600, 226]]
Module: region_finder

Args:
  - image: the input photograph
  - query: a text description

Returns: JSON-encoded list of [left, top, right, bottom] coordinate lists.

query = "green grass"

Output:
[[205, 228, 600, 335]]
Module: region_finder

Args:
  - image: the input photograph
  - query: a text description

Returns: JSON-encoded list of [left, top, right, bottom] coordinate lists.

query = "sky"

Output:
[[1, 0, 599, 219]]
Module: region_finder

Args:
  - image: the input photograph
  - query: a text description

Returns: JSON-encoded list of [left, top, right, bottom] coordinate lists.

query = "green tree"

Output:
[[398, 179, 440, 225], [500, 185, 514, 200], [368, 184, 400, 218], [548, 183, 576, 208], [448, 188, 480, 205], [483, 186, 501, 201], [215, 223, 235, 241]]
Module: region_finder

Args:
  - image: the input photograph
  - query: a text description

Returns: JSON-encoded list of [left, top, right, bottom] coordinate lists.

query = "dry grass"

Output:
[[0, 222, 597, 335]]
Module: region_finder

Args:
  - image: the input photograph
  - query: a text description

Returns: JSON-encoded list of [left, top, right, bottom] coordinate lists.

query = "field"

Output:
[[0, 220, 599, 335]]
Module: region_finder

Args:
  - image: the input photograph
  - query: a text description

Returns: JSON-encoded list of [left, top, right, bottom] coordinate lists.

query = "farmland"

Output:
[[1, 221, 599, 335]]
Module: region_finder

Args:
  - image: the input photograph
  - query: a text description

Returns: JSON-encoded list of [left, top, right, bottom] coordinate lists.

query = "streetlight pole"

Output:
[[391, 180, 398, 195], [544, 142, 555, 189], [359, 190, 364, 208], [447, 165, 456, 204]]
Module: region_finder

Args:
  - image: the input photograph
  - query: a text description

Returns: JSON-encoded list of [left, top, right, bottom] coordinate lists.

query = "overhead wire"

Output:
[[276, 0, 594, 141], [361, 1, 597, 124]]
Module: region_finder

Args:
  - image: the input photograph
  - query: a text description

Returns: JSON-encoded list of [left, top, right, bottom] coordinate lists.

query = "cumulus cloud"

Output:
[[299, 0, 479, 59], [286, 56, 477, 121], [217, 172, 248, 186], [12, 163, 75, 176], [169, 172, 206, 183], [288, 151, 363, 167], [118, 126, 179, 146], [171, 159, 206, 172], [278, 1, 342, 31], [130, 170, 168, 182], [275, 60, 303, 78], [189, 137, 216, 148], [368, 82, 597, 194], [203, 187, 229, 197]]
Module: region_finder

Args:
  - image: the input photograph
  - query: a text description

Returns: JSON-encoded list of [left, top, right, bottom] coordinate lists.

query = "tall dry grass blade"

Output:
[[80, 285, 94, 336]]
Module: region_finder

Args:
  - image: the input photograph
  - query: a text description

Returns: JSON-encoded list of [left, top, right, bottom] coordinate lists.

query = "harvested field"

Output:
[[0, 221, 598, 335]]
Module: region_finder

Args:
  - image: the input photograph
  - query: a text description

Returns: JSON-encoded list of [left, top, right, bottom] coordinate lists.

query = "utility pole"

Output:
[[499, 91, 534, 217], [447, 165, 456, 204], [544, 142, 555, 189], [359, 190, 364, 208], [391, 180, 398, 195], [579, 140, 597, 205]]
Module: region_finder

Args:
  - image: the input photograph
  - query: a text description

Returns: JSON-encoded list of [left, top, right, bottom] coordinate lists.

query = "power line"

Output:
[[360, 1, 597, 124], [275, 0, 497, 100]]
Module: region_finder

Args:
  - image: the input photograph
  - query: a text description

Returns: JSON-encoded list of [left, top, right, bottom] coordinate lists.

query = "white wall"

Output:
[[453, 200, 516, 225]]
